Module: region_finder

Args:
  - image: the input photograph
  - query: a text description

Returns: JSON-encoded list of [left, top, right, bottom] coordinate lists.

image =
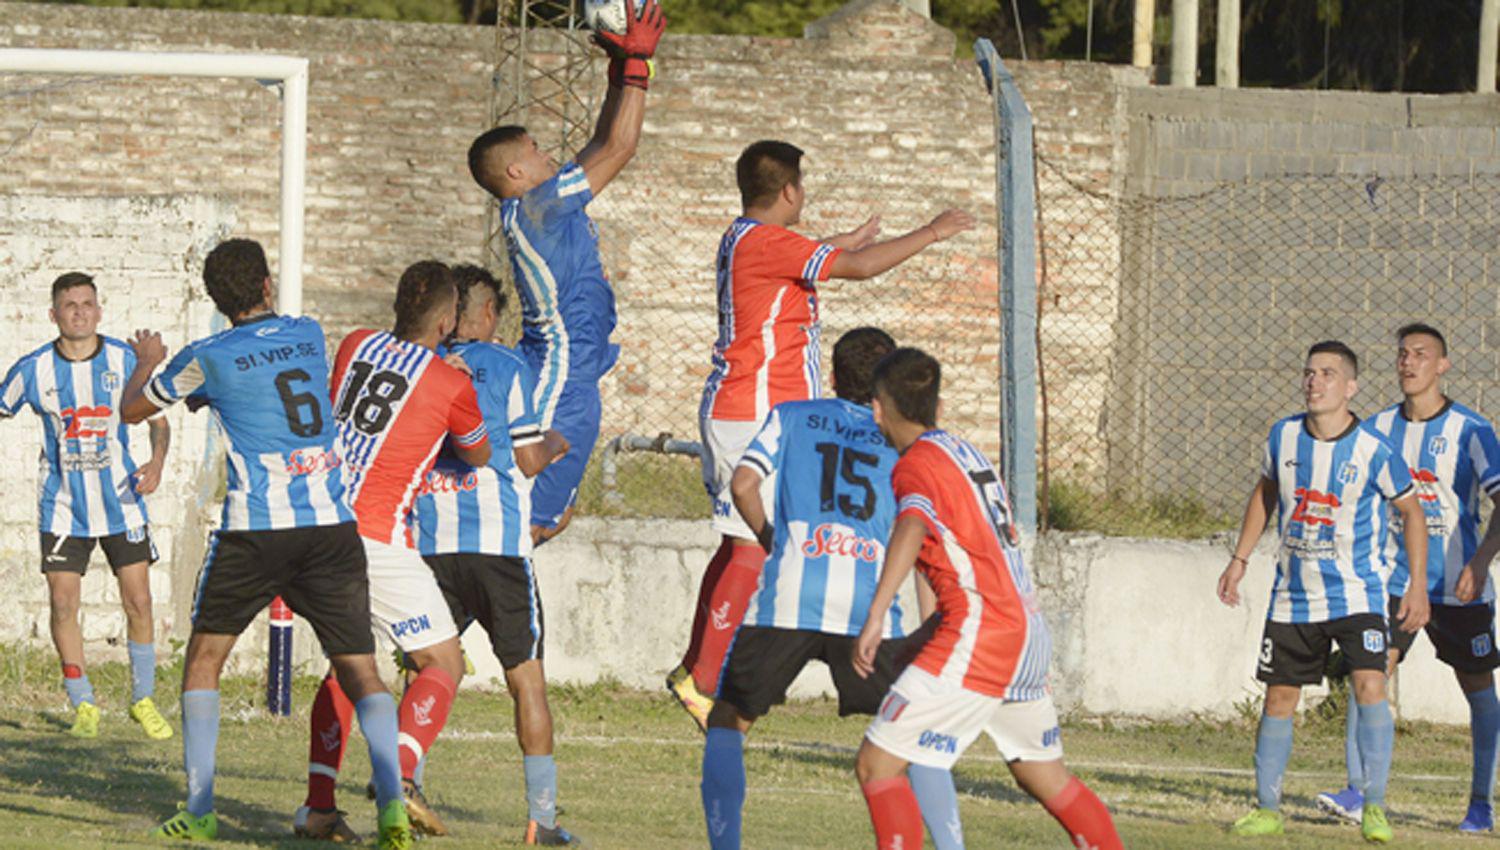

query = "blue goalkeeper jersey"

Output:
[[738, 398, 905, 638], [1366, 400, 1500, 605], [500, 160, 619, 429], [1262, 413, 1413, 624], [0, 336, 151, 537], [146, 313, 353, 532], [414, 341, 545, 559]]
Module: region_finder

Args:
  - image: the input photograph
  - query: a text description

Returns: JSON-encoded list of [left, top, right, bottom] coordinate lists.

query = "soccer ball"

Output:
[[583, 0, 630, 35]]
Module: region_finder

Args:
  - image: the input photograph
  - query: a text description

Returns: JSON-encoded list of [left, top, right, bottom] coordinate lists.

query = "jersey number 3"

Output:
[[334, 362, 411, 436]]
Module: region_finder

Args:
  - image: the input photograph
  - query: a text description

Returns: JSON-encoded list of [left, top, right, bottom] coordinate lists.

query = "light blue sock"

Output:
[[128, 641, 156, 703], [1356, 700, 1395, 807], [1254, 714, 1294, 811], [63, 670, 94, 708], [1344, 685, 1364, 791], [354, 693, 402, 810], [413, 752, 427, 790], [701, 728, 745, 850], [524, 754, 558, 828], [181, 690, 220, 817], [1467, 687, 1500, 803], [909, 764, 964, 849]]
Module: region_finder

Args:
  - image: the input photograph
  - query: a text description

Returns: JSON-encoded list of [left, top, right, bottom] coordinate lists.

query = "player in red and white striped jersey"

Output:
[[669, 139, 975, 728], [852, 348, 1120, 850]]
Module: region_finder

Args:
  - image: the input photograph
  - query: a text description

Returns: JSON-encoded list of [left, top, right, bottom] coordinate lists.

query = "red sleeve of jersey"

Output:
[[447, 375, 489, 449], [743, 225, 842, 285], [892, 444, 945, 539], [329, 329, 372, 405]]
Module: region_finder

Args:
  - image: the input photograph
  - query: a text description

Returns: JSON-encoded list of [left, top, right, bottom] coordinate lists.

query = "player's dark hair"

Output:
[[1307, 339, 1359, 377], [872, 347, 941, 428], [393, 260, 457, 340], [1397, 322, 1447, 357], [50, 272, 96, 302], [737, 140, 803, 209], [452, 263, 507, 320], [468, 125, 530, 196], [203, 239, 271, 318], [833, 327, 896, 405]]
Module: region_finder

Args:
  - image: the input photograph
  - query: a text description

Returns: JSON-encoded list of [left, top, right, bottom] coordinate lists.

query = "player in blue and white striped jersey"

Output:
[[1218, 340, 1429, 843], [411, 266, 573, 845], [0, 272, 173, 741], [700, 328, 957, 850], [1317, 323, 1500, 833]]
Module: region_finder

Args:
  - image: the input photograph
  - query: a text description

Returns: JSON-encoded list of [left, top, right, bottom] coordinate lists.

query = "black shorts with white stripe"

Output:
[[424, 553, 543, 670]]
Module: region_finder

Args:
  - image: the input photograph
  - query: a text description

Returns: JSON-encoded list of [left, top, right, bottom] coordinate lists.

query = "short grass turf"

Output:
[[0, 651, 1489, 848]]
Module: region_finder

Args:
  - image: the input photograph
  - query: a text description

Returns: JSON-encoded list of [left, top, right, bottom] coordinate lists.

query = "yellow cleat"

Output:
[[130, 696, 174, 740], [69, 701, 100, 739], [666, 664, 712, 734]]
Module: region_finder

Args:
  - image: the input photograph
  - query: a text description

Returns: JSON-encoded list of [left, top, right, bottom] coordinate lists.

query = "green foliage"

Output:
[[661, 0, 844, 37], [1043, 477, 1232, 539], [575, 446, 709, 520]]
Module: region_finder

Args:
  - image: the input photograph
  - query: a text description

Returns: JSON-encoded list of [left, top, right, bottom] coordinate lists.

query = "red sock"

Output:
[[688, 542, 764, 694], [861, 776, 924, 850], [1042, 777, 1122, 850], [681, 539, 735, 673], [398, 667, 456, 780], [304, 674, 354, 810]]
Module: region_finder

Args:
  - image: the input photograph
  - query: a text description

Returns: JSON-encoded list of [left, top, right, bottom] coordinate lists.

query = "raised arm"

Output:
[[577, 0, 664, 197], [120, 330, 170, 425], [827, 209, 975, 281], [1216, 475, 1277, 607]]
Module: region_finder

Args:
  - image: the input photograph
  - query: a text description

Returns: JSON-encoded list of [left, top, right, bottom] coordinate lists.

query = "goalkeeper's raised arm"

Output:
[[576, 0, 665, 197]]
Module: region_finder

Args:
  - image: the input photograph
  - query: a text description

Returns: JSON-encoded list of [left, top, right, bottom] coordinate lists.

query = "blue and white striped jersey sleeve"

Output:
[[144, 345, 206, 410], [520, 161, 593, 230], [1373, 442, 1415, 501], [1260, 425, 1278, 481], [738, 407, 786, 479], [504, 360, 544, 447], [1467, 419, 1500, 497], [0, 357, 31, 418]]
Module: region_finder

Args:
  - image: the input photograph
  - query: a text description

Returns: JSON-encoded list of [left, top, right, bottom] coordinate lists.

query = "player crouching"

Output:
[[852, 348, 1121, 850]]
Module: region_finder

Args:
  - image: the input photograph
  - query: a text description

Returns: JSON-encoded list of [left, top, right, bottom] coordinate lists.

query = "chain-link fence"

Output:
[[1034, 159, 1500, 528]]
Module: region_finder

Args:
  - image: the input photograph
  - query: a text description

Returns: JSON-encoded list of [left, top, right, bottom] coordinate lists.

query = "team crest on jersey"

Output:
[[1475, 635, 1494, 657], [1337, 463, 1360, 485], [1429, 435, 1449, 456], [1363, 629, 1386, 654], [101, 371, 121, 391]]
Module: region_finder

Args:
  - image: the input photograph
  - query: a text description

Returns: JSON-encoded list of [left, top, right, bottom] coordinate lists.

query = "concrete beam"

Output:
[[1215, 0, 1239, 88], [1171, 0, 1198, 86], [1133, 0, 1155, 69]]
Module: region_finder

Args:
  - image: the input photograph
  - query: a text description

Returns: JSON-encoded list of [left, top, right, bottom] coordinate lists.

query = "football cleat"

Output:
[[151, 806, 218, 841], [69, 701, 100, 739], [376, 799, 414, 850], [294, 805, 361, 843], [1362, 803, 1393, 844], [526, 820, 584, 845], [404, 780, 449, 836], [1460, 799, 1493, 833], [1229, 807, 1284, 836], [130, 696, 174, 740], [665, 664, 712, 734], [1315, 786, 1364, 824]]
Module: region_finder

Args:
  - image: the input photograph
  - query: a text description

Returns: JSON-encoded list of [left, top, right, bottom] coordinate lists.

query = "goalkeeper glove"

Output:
[[596, 0, 665, 90]]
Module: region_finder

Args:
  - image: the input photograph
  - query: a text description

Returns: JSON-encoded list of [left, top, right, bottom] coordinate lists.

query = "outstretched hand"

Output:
[[130, 329, 167, 368], [927, 209, 975, 241], [594, 0, 666, 60], [848, 215, 882, 250]]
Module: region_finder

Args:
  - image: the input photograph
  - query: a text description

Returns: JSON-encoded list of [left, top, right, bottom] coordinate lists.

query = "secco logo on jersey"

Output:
[[1291, 487, 1341, 527], [917, 730, 958, 754], [60, 405, 112, 440], [418, 468, 481, 497], [284, 448, 341, 477], [800, 523, 883, 562], [390, 614, 432, 640]]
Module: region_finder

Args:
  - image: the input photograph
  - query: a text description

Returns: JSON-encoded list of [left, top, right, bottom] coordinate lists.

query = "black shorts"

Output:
[[40, 528, 157, 574], [1256, 613, 1389, 686], [424, 553, 543, 670], [1388, 595, 1500, 674], [191, 521, 373, 656], [718, 617, 938, 719]]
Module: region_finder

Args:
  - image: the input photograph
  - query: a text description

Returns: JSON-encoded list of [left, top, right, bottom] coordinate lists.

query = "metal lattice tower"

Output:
[[484, 0, 598, 273]]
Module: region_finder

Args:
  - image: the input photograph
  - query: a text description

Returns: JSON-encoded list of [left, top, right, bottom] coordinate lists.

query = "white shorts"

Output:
[[362, 536, 459, 653], [699, 416, 775, 541], [864, 666, 1064, 770]]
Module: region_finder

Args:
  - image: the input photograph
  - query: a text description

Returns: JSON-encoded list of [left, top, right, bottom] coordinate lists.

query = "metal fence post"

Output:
[[974, 39, 1039, 536]]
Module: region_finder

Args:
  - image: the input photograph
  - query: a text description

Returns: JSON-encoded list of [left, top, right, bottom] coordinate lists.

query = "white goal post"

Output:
[[0, 47, 310, 314]]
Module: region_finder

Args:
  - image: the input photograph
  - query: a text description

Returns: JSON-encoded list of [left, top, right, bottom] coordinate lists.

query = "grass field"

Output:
[[0, 647, 1490, 848]]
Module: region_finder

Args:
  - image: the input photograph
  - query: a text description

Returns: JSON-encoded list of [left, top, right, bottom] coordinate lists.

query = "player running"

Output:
[[672, 139, 976, 730], [466, 0, 665, 547], [298, 260, 491, 840], [1218, 340, 1429, 843], [699, 328, 960, 850], [1314, 323, 1500, 833], [410, 265, 577, 845], [120, 239, 413, 848], [852, 347, 1121, 850], [0, 272, 173, 741]]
